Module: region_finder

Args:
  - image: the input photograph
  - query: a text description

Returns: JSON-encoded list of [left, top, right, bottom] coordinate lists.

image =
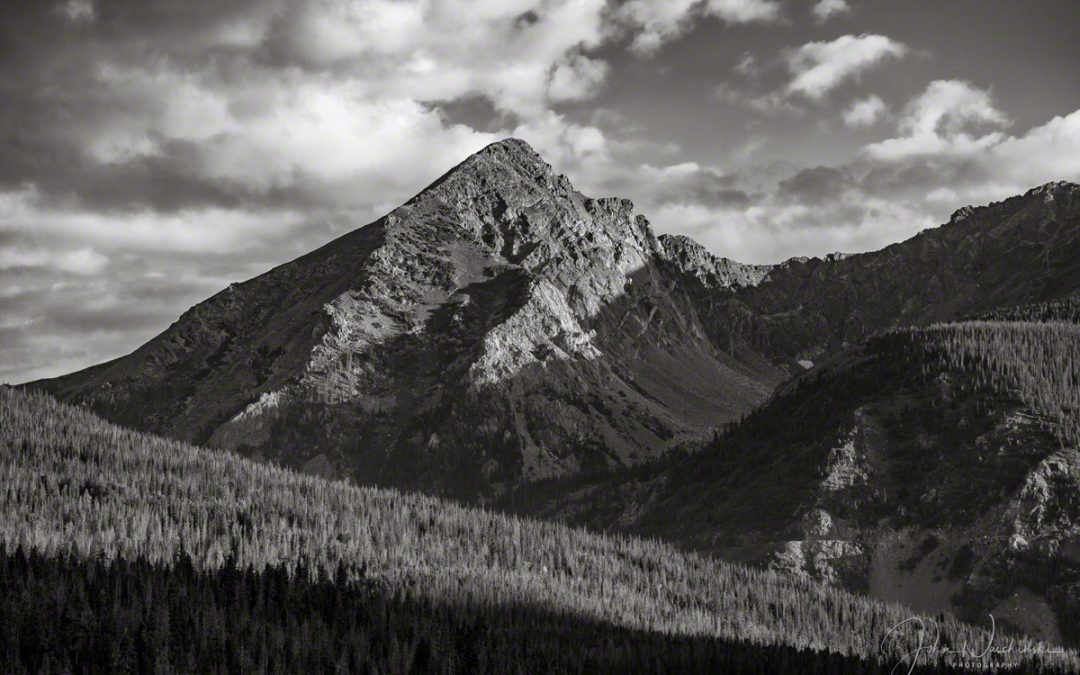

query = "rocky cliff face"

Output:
[[31, 139, 770, 498], [656, 234, 772, 289]]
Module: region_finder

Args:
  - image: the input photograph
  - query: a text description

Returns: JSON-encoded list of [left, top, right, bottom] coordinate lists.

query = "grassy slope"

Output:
[[2, 387, 1075, 672]]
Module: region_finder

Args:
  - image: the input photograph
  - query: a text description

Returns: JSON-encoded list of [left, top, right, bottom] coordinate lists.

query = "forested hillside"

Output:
[[971, 296, 1080, 324], [2, 387, 1073, 672], [512, 320, 1080, 647], [0, 550, 965, 674]]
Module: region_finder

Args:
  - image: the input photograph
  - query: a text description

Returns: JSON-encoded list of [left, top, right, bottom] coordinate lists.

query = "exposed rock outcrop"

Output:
[[657, 234, 772, 289]]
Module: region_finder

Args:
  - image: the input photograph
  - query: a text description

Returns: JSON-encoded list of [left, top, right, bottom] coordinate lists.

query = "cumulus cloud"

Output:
[[734, 52, 758, 76], [843, 95, 887, 127], [812, 0, 851, 23], [259, 0, 611, 115], [646, 190, 935, 264], [548, 54, 610, 102], [777, 166, 853, 204], [619, 0, 780, 56], [859, 83, 1080, 205], [57, 0, 94, 22], [619, 0, 700, 55], [786, 34, 908, 100], [866, 80, 1009, 160], [705, 0, 782, 23], [0, 247, 109, 276], [714, 83, 803, 116], [986, 111, 1080, 192], [651, 85, 1080, 266]]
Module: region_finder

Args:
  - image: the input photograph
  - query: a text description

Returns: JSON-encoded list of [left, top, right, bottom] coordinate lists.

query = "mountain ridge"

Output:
[[686, 179, 1080, 372], [26, 140, 1080, 503]]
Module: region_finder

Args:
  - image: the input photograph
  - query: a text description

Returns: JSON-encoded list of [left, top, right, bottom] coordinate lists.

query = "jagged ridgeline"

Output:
[[522, 319, 1080, 647], [2, 388, 1074, 673]]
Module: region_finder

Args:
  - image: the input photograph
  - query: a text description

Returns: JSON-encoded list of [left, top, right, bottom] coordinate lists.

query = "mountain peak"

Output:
[[949, 180, 1079, 224], [1026, 180, 1079, 196], [405, 137, 567, 212], [474, 137, 543, 160], [35, 138, 769, 497], [446, 138, 552, 181]]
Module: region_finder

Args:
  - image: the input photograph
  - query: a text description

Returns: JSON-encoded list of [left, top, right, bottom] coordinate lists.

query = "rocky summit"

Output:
[[31, 139, 771, 498]]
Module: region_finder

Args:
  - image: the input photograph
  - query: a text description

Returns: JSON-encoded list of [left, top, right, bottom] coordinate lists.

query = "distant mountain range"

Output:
[[24, 139, 1080, 648]]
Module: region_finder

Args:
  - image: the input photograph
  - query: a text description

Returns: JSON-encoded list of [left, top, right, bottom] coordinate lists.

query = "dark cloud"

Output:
[[777, 166, 852, 204], [644, 164, 753, 209]]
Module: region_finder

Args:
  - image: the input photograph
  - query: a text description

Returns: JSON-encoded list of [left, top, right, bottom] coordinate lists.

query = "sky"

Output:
[[2, 0, 1080, 384]]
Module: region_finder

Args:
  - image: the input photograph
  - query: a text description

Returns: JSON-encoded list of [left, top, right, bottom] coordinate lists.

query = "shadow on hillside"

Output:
[[0, 547, 980, 674]]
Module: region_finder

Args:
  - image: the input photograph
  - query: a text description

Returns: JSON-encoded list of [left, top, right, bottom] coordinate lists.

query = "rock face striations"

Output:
[[31, 139, 770, 498]]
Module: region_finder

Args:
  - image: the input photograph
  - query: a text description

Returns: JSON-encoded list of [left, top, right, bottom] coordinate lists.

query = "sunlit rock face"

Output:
[[32, 139, 771, 499]]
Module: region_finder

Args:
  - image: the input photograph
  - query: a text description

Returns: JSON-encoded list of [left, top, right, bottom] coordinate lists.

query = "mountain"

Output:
[[26, 142, 1080, 505], [29, 139, 771, 499], [688, 181, 1080, 371], [15, 139, 1080, 664], [516, 318, 1080, 646], [3, 386, 1075, 673]]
